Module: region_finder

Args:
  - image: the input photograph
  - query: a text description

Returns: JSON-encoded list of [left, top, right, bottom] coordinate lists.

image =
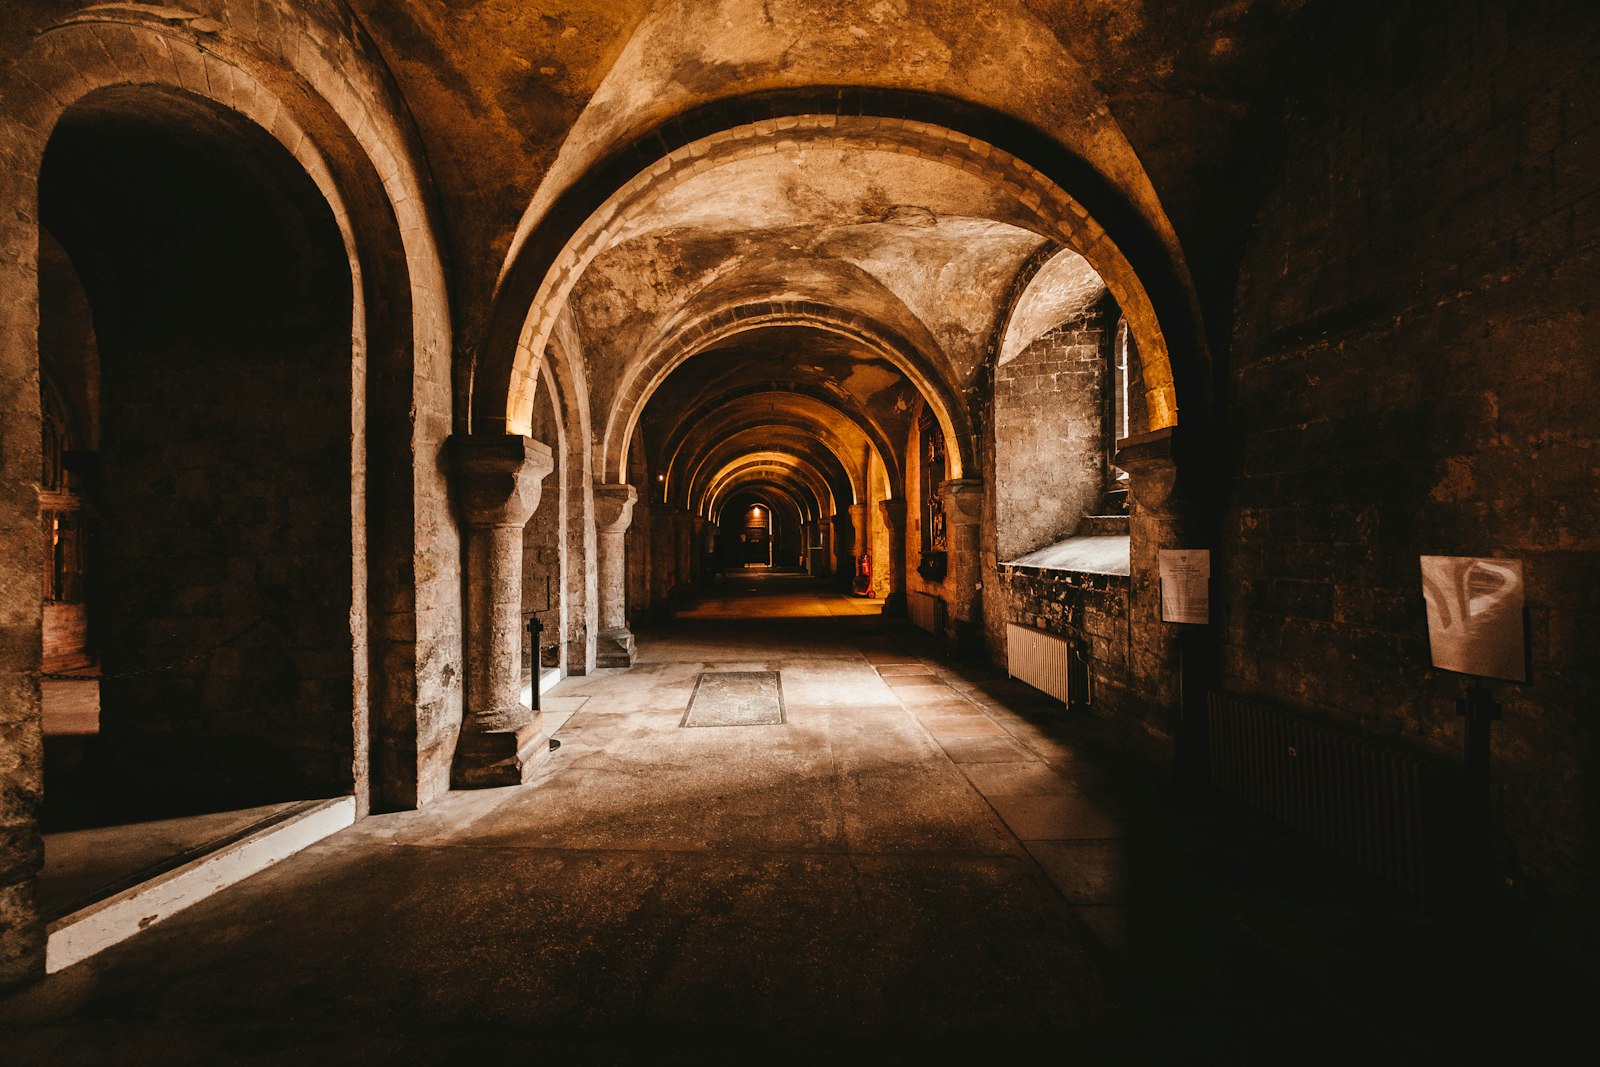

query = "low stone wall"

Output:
[[998, 564, 1169, 757]]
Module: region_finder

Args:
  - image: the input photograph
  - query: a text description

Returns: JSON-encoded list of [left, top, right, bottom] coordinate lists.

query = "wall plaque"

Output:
[[1420, 555, 1527, 682]]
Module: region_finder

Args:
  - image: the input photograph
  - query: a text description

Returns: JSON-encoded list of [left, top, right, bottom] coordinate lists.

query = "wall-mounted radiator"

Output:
[[1208, 692, 1457, 903], [909, 591, 945, 635], [1005, 622, 1090, 706]]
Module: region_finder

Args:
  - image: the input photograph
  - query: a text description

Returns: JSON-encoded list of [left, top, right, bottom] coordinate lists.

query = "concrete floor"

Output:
[[3, 574, 1592, 1060]]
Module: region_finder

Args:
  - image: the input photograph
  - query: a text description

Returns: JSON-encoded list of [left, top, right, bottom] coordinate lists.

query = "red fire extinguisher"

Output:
[[853, 553, 872, 596]]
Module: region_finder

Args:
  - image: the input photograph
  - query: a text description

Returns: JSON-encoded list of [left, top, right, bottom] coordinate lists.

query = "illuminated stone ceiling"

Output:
[[341, 0, 1324, 512]]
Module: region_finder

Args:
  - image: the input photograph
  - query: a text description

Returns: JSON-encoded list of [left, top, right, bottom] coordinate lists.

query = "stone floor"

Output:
[[3, 574, 1593, 1061]]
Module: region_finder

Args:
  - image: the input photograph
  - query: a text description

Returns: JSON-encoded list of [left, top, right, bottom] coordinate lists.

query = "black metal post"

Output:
[[1175, 626, 1215, 792], [1457, 681, 1500, 898], [526, 612, 544, 713]]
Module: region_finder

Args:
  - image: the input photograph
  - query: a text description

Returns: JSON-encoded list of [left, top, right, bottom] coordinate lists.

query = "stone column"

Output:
[[835, 509, 856, 586], [691, 517, 705, 585], [449, 434, 555, 787], [844, 505, 870, 598], [939, 478, 984, 652], [675, 509, 693, 593], [649, 503, 675, 616], [816, 516, 833, 578], [1116, 427, 1212, 777], [878, 498, 906, 614], [701, 519, 718, 576], [849, 503, 869, 556], [594, 483, 637, 667]]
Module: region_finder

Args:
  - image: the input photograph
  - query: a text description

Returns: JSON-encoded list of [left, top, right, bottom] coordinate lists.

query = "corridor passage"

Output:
[[1, 576, 1587, 1060]]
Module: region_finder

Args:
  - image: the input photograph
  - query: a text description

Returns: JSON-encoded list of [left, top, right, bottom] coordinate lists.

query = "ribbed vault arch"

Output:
[[478, 93, 1210, 454], [605, 303, 971, 484], [658, 386, 898, 501]]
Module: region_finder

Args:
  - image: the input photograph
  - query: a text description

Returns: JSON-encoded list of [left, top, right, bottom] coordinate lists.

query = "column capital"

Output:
[[449, 434, 554, 528], [593, 483, 638, 532], [878, 498, 907, 529], [1114, 427, 1178, 511], [938, 477, 983, 526]]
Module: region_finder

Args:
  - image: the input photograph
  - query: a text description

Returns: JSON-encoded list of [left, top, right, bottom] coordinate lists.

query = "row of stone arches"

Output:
[[0, 5, 462, 981], [0, 6, 1210, 986]]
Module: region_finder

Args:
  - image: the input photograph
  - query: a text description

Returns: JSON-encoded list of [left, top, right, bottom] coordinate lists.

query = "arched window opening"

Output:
[[1107, 315, 1148, 500], [992, 264, 1113, 562]]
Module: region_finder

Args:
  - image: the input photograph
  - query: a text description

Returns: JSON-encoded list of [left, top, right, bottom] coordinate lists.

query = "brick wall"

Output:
[[1225, 0, 1600, 952], [993, 317, 1108, 560]]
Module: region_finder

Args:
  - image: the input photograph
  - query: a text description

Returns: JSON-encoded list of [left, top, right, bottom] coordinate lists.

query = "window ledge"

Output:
[[1000, 534, 1130, 577]]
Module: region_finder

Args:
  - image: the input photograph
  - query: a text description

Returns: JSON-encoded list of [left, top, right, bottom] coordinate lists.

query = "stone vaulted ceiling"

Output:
[[343, 0, 1328, 515], [349, 0, 1324, 347]]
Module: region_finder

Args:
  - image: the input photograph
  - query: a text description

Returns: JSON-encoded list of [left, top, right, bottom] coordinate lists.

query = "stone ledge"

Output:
[[1000, 534, 1130, 577], [46, 797, 355, 974]]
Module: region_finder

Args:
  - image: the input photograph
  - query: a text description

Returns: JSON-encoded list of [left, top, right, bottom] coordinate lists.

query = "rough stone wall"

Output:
[[39, 99, 359, 808], [37, 232, 99, 452], [563, 462, 598, 675], [1225, 0, 1600, 955], [94, 328, 355, 805], [1122, 453, 1184, 751], [0, 244, 43, 989], [999, 568, 1135, 710], [992, 317, 1109, 561], [649, 505, 676, 609], [521, 387, 565, 672], [626, 508, 651, 630]]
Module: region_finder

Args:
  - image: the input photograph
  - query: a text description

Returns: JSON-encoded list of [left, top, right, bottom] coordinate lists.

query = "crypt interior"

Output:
[[1, 0, 1598, 1058]]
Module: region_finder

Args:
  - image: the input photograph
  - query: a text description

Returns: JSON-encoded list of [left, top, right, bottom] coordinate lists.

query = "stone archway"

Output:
[[0, 9, 452, 985]]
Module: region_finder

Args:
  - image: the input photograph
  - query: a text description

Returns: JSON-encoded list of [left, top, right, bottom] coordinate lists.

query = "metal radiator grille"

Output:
[[1006, 622, 1070, 703], [1208, 692, 1457, 902], [909, 591, 945, 635]]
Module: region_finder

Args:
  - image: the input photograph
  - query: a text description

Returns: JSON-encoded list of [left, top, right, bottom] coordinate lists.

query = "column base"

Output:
[[452, 708, 550, 789], [596, 627, 636, 668]]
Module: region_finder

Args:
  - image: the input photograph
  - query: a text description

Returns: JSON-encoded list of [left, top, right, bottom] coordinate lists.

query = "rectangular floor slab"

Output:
[[681, 671, 786, 727]]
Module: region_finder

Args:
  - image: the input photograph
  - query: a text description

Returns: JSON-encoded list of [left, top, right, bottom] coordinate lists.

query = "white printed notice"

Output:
[[1159, 549, 1210, 624]]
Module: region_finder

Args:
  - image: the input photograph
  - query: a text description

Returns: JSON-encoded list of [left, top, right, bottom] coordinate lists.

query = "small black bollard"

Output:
[[526, 611, 544, 714]]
